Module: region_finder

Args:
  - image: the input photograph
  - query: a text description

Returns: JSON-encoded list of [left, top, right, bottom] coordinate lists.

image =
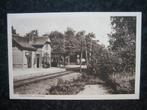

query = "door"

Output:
[[36, 54, 40, 68]]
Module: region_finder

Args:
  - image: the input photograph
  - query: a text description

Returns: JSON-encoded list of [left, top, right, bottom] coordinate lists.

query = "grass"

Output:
[[107, 72, 135, 94]]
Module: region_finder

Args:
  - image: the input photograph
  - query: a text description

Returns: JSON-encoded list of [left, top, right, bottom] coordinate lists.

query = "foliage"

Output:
[[108, 17, 136, 73], [49, 31, 64, 52], [94, 16, 136, 94], [64, 28, 81, 54], [48, 77, 85, 95], [108, 72, 135, 94], [48, 74, 105, 95], [25, 30, 39, 38], [86, 17, 136, 94]]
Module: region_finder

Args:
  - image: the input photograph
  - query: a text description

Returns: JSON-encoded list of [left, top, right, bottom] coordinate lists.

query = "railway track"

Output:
[[14, 70, 74, 88]]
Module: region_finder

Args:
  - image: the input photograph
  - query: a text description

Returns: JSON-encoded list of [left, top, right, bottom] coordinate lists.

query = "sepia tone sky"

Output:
[[9, 13, 112, 47]]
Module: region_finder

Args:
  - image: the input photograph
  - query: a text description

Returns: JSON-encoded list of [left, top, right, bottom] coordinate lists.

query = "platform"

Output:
[[13, 67, 66, 81], [65, 64, 87, 71]]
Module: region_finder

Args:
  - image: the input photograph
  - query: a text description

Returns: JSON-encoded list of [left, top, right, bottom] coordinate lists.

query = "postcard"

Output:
[[7, 12, 141, 100]]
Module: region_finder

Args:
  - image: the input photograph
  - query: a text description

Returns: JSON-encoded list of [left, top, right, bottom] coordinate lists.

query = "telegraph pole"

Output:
[[80, 39, 83, 73], [85, 37, 88, 69]]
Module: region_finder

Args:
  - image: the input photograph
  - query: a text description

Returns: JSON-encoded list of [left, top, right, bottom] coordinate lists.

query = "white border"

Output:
[[7, 12, 142, 100]]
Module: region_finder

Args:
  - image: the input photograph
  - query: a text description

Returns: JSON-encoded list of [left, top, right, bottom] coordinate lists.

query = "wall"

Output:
[[13, 47, 23, 68], [42, 43, 51, 57], [13, 47, 29, 68]]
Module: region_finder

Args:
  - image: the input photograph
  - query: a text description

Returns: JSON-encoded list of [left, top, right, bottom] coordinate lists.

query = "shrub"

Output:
[[47, 74, 104, 95], [108, 72, 135, 94], [48, 77, 85, 95]]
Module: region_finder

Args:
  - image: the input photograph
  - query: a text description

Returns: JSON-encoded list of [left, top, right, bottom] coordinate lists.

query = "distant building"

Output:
[[12, 33, 51, 68]]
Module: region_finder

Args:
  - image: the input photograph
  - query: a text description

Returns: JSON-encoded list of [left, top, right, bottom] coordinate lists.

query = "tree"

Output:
[[108, 16, 136, 73], [49, 31, 64, 52], [85, 32, 96, 68], [76, 31, 85, 73], [25, 30, 39, 38]]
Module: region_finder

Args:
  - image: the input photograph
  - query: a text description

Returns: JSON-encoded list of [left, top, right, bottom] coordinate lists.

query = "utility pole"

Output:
[[80, 39, 83, 73], [63, 35, 66, 67], [85, 37, 88, 69], [90, 37, 92, 62]]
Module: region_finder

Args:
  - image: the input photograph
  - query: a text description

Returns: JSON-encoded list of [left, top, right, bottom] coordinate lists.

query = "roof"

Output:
[[12, 34, 50, 51], [13, 34, 36, 51], [33, 36, 50, 46]]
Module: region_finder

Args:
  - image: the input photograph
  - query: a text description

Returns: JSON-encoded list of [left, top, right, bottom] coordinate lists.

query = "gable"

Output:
[[12, 34, 50, 51]]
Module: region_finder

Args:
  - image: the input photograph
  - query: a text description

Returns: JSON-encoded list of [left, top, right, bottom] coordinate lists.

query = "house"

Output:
[[12, 32, 51, 69]]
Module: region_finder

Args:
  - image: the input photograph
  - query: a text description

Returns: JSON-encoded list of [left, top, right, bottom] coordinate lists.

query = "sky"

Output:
[[10, 13, 112, 47]]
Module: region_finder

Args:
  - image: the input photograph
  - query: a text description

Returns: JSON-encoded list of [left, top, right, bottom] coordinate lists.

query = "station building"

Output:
[[12, 30, 85, 69], [12, 32, 51, 69]]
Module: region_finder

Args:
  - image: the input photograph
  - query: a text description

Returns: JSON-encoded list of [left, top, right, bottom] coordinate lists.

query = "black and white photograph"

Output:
[[7, 12, 141, 100]]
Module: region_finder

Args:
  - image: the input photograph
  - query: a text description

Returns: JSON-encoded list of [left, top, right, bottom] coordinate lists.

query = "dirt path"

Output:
[[78, 84, 109, 95]]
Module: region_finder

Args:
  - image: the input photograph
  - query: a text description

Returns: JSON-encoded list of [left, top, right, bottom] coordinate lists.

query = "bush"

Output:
[[47, 74, 104, 95], [108, 72, 135, 94], [48, 77, 85, 95]]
